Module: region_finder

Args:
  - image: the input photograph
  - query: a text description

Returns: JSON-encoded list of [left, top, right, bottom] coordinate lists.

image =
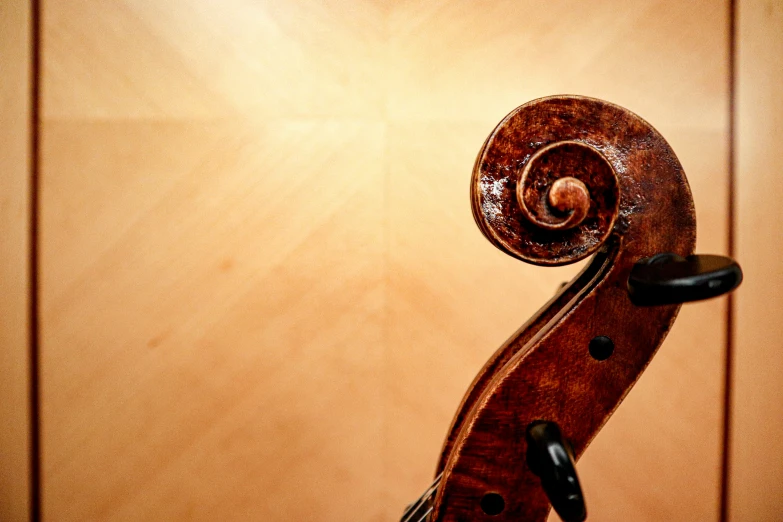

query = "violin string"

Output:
[[400, 473, 440, 519], [403, 473, 443, 522], [400, 494, 432, 522], [400, 473, 442, 522], [400, 482, 437, 522], [414, 505, 434, 522]]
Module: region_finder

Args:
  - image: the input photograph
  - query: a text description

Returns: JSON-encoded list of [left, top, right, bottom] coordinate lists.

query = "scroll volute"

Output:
[[432, 96, 696, 521]]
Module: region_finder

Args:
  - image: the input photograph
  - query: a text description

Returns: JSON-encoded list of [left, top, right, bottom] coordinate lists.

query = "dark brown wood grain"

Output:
[[433, 96, 696, 521]]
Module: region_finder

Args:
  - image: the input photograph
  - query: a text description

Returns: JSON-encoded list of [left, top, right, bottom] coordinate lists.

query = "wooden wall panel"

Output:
[[0, 0, 32, 520], [729, 1, 783, 520], [41, 119, 387, 521], [40, 1, 729, 521], [42, 3, 388, 521]]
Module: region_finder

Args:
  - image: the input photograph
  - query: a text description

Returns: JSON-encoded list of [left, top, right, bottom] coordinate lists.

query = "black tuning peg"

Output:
[[526, 421, 586, 522], [627, 253, 743, 307]]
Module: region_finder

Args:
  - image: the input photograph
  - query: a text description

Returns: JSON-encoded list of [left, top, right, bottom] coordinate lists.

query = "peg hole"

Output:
[[480, 492, 505, 516], [589, 335, 614, 361]]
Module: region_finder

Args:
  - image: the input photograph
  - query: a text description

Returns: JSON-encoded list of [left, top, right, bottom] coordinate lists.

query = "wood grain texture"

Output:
[[729, 1, 783, 520], [0, 0, 32, 520], [434, 96, 697, 522], [40, 1, 729, 521]]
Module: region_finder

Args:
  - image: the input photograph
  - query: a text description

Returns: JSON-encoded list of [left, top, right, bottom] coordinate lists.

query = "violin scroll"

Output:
[[402, 96, 742, 522], [472, 115, 621, 266], [515, 141, 617, 236]]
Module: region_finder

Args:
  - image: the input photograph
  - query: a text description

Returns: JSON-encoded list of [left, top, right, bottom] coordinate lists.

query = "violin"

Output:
[[400, 96, 742, 522]]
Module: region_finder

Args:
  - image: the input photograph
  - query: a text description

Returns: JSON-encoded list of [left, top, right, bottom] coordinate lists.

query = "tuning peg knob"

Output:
[[627, 253, 742, 306], [526, 421, 587, 522]]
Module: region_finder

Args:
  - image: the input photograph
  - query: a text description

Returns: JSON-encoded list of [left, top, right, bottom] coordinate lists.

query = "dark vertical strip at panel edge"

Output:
[[720, 0, 737, 521], [28, 0, 41, 520]]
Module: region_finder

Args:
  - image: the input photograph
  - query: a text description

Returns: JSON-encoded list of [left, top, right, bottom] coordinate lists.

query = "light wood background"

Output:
[[0, 0, 780, 521], [730, 1, 783, 520], [0, 1, 32, 521]]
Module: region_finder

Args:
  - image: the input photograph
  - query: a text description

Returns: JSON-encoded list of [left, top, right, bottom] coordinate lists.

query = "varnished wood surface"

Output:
[[0, 1, 32, 520], [434, 97, 697, 522], [38, 1, 729, 521], [730, 1, 783, 520]]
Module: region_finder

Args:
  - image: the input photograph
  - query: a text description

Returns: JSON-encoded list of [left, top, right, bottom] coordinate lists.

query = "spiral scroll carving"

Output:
[[437, 96, 697, 522], [472, 103, 622, 266]]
